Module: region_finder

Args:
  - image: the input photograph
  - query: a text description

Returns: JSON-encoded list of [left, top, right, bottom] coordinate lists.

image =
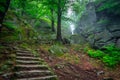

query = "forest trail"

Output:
[[2, 47, 57, 80]]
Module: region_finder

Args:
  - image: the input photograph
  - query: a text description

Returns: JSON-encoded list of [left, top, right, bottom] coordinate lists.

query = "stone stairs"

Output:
[[2, 48, 57, 80]]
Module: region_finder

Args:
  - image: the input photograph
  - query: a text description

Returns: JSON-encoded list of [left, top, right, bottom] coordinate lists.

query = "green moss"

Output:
[[49, 45, 68, 57], [35, 18, 51, 29]]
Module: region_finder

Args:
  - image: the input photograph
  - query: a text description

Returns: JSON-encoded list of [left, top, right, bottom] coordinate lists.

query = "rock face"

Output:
[[74, 2, 120, 48]]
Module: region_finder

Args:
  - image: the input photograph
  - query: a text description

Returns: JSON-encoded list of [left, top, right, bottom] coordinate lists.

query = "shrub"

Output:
[[102, 55, 118, 67], [87, 50, 105, 59], [103, 44, 120, 61], [86, 44, 120, 68]]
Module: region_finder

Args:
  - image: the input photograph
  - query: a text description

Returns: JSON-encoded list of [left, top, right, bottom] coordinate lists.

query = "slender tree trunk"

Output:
[[0, 24, 2, 32], [51, 8, 55, 32], [0, 0, 11, 32], [56, 0, 62, 41]]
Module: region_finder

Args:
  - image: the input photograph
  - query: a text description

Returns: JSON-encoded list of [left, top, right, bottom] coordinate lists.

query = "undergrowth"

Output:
[[85, 44, 120, 68], [60, 53, 80, 64]]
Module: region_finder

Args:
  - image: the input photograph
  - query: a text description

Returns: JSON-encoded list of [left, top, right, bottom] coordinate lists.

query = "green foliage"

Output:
[[72, 0, 90, 20], [2, 21, 21, 42], [41, 18, 51, 25], [102, 55, 118, 67], [34, 18, 52, 34], [103, 44, 120, 52], [0, 6, 5, 12], [3, 22, 18, 31], [20, 43, 29, 49], [96, 0, 120, 15], [1, 35, 19, 42], [87, 50, 105, 59], [86, 45, 120, 68], [104, 44, 120, 57], [0, 22, 21, 42]]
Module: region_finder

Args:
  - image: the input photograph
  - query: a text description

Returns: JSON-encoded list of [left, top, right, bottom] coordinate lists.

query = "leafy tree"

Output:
[[41, 0, 71, 41], [10, 0, 27, 16], [41, 0, 57, 32], [56, 0, 71, 41]]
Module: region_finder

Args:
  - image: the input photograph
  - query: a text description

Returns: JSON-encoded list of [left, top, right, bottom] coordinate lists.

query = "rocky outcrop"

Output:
[[74, 2, 120, 48]]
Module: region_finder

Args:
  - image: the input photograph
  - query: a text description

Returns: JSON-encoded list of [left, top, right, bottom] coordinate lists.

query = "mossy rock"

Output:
[[49, 45, 68, 57]]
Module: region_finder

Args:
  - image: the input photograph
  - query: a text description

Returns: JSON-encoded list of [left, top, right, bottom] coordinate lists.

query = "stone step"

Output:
[[16, 52, 33, 56], [16, 50, 30, 53], [16, 60, 41, 64], [15, 65, 49, 70], [16, 56, 40, 60], [14, 70, 52, 78], [16, 75, 57, 80], [2, 47, 57, 80]]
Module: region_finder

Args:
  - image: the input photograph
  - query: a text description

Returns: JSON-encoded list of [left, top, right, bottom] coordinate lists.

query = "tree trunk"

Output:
[[56, 0, 62, 41], [51, 8, 55, 32], [0, 24, 2, 32], [0, 0, 11, 32]]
